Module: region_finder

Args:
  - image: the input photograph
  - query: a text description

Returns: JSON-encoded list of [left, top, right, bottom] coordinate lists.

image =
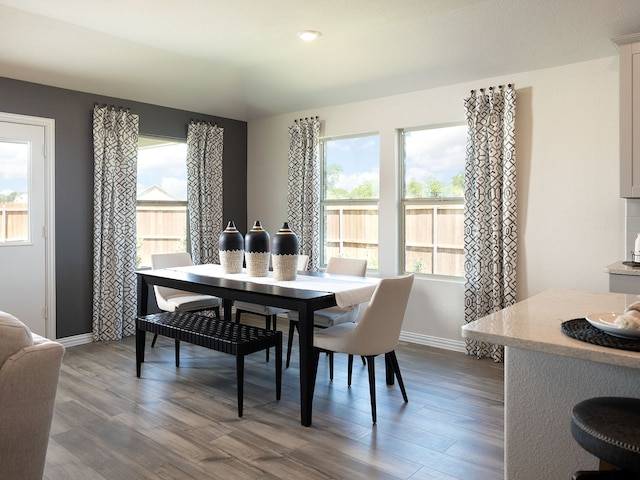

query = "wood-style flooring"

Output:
[[44, 314, 504, 480]]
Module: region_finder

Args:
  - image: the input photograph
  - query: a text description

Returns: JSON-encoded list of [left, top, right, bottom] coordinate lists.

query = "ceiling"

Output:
[[0, 0, 639, 121]]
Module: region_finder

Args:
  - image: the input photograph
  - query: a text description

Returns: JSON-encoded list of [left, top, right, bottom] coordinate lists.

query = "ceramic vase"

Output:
[[218, 220, 244, 274], [244, 220, 270, 277], [272, 222, 299, 281]]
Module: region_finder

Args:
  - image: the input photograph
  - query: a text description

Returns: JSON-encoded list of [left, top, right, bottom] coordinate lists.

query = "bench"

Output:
[[136, 311, 282, 417]]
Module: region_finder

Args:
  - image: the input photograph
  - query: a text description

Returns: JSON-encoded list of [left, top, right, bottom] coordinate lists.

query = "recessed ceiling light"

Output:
[[297, 30, 321, 42]]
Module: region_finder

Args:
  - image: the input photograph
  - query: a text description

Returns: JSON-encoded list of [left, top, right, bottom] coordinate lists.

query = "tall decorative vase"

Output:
[[272, 222, 299, 281], [244, 220, 270, 277], [218, 220, 244, 274]]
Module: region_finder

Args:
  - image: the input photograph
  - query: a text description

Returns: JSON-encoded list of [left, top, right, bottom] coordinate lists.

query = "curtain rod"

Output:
[[189, 119, 218, 127], [470, 83, 514, 95], [94, 103, 130, 112], [294, 116, 319, 123]]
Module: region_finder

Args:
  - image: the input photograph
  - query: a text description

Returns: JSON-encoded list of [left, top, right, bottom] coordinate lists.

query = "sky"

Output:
[[1, 139, 189, 200], [0, 141, 28, 195], [325, 124, 467, 195], [325, 135, 380, 192], [2, 127, 467, 200], [403, 124, 467, 186], [137, 142, 187, 200]]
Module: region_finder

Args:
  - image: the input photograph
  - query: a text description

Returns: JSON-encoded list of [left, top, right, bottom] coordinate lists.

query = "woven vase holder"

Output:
[[219, 249, 244, 274], [245, 251, 270, 277], [272, 254, 298, 281]]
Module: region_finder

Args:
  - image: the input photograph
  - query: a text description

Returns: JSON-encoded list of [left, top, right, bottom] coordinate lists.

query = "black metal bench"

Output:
[[136, 311, 282, 417]]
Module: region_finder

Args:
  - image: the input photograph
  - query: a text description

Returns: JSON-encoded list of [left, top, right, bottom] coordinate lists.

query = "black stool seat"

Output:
[[571, 397, 640, 475]]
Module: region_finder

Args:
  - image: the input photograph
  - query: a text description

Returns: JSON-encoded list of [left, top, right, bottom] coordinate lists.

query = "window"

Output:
[[401, 123, 466, 277], [321, 133, 379, 269], [136, 136, 188, 267], [0, 141, 29, 243]]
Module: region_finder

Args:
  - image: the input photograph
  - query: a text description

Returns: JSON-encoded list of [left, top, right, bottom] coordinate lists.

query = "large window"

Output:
[[136, 136, 188, 267], [401, 123, 466, 277], [321, 133, 379, 269]]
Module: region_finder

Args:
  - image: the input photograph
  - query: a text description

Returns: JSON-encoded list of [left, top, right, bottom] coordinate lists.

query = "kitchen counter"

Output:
[[604, 261, 640, 293], [604, 260, 640, 276], [462, 288, 640, 479]]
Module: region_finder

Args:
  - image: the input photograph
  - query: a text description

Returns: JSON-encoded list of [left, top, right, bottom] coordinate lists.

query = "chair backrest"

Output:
[[297, 254, 310, 271], [349, 274, 414, 355], [151, 252, 195, 305], [325, 257, 367, 276]]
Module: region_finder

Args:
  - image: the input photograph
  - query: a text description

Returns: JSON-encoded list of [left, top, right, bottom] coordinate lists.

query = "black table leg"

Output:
[[223, 298, 233, 322], [297, 303, 314, 426]]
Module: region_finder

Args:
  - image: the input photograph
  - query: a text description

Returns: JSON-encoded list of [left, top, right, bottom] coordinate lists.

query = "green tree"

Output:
[[452, 171, 465, 196], [406, 178, 424, 198], [350, 179, 377, 199], [0, 191, 19, 203], [325, 164, 342, 198], [428, 179, 443, 197]]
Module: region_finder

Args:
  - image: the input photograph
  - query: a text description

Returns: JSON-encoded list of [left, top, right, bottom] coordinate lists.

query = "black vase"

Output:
[[272, 222, 299, 281], [218, 220, 244, 274], [244, 220, 270, 277]]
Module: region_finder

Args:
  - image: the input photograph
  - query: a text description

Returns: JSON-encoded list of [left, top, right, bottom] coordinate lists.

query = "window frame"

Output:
[[319, 132, 380, 270], [399, 121, 466, 279]]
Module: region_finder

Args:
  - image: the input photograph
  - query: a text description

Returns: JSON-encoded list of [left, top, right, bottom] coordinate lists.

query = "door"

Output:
[[0, 120, 47, 335]]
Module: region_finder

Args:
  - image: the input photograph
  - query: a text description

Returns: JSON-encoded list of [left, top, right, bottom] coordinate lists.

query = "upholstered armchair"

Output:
[[0, 310, 65, 480]]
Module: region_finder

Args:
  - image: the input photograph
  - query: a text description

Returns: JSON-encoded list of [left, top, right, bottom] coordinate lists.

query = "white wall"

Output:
[[247, 56, 625, 351]]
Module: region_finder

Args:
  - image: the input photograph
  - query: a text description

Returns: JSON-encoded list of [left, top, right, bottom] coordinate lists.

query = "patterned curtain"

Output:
[[463, 85, 517, 362], [92, 106, 139, 341], [287, 117, 321, 271], [187, 121, 224, 264]]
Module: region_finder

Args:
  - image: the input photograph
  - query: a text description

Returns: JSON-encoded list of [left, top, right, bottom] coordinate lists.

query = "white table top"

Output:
[[172, 264, 379, 308], [461, 288, 640, 369]]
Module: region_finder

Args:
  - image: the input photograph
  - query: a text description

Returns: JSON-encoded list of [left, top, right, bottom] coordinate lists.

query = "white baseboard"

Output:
[[57, 333, 93, 348], [56, 330, 466, 354], [399, 331, 466, 353]]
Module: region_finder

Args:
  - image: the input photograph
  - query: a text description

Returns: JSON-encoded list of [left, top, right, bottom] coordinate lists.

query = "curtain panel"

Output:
[[91, 106, 139, 342], [287, 117, 321, 271], [463, 85, 517, 362], [186, 122, 224, 265]]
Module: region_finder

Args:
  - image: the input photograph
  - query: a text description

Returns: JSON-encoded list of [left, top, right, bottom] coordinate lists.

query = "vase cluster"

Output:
[[218, 220, 300, 280]]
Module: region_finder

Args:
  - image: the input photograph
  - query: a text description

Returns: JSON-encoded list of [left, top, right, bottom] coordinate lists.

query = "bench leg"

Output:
[[136, 329, 146, 377], [265, 314, 278, 363], [237, 353, 244, 417], [175, 339, 180, 367]]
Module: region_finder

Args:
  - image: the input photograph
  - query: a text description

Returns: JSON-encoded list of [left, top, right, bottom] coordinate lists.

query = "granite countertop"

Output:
[[605, 261, 640, 276], [461, 288, 640, 369]]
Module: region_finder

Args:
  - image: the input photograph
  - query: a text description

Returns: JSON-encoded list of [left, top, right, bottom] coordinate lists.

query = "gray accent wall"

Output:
[[0, 76, 247, 338]]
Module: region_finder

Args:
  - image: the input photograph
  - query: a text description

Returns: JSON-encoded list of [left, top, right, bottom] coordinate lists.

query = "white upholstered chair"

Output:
[[286, 256, 367, 373], [0, 310, 65, 480], [150, 252, 222, 347], [312, 273, 414, 424], [234, 254, 308, 361]]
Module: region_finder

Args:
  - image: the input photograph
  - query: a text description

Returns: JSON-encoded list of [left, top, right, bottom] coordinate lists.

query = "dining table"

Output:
[[136, 263, 379, 426]]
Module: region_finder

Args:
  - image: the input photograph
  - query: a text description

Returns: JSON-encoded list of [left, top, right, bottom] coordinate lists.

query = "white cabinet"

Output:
[[616, 33, 640, 198]]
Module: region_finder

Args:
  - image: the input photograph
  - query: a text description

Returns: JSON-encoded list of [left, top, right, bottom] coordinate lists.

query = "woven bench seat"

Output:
[[136, 311, 282, 417]]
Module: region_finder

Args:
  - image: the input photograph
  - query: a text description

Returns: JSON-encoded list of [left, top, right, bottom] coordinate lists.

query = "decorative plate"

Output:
[[585, 312, 640, 339]]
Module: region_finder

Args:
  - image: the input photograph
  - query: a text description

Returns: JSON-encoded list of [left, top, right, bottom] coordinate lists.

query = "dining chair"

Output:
[[312, 273, 414, 424], [286, 256, 367, 375], [150, 252, 222, 347], [233, 254, 309, 361]]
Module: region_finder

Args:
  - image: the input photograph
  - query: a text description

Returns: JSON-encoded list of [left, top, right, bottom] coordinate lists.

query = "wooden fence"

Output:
[[0, 203, 28, 242], [2, 202, 464, 276]]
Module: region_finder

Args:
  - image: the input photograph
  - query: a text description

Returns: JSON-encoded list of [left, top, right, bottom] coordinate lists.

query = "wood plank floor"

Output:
[[44, 315, 504, 480]]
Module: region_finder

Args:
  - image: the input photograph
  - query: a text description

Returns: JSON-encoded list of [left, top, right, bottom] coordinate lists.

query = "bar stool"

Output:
[[570, 397, 640, 479]]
